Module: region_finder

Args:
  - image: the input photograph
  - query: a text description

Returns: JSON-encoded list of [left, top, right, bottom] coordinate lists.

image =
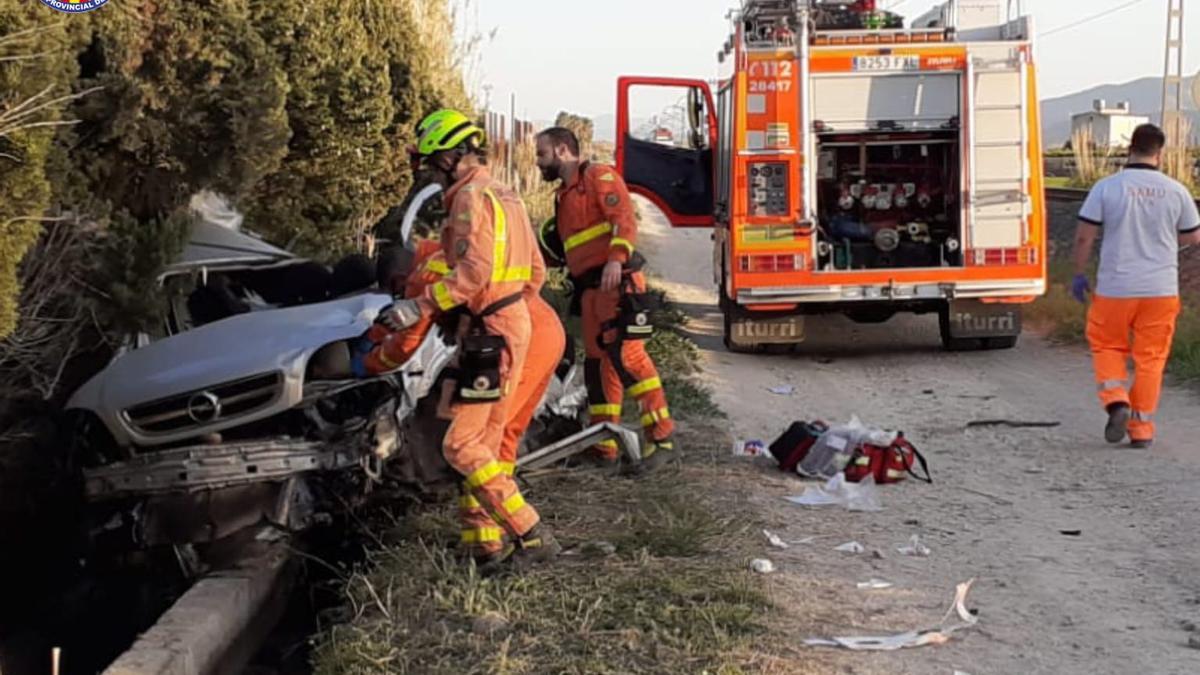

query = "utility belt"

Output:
[[441, 292, 524, 404], [568, 252, 657, 342]]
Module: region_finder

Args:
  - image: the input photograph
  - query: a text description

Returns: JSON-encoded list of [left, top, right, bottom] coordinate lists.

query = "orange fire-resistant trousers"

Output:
[[1086, 295, 1182, 442], [498, 293, 566, 466], [450, 300, 541, 556], [582, 271, 673, 460]]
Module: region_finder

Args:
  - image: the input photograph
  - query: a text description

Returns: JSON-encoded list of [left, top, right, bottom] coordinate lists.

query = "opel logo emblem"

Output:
[[186, 392, 222, 423]]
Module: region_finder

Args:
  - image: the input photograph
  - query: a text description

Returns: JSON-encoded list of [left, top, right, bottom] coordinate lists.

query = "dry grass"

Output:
[[309, 423, 777, 675], [1068, 127, 1115, 189], [1163, 117, 1197, 193]]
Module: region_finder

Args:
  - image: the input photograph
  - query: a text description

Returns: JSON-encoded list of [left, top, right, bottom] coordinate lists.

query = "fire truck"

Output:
[[614, 0, 1046, 352]]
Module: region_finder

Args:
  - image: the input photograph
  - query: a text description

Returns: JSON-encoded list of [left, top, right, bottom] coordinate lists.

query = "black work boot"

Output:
[[509, 523, 562, 571], [622, 439, 681, 477], [1130, 438, 1155, 450], [1105, 403, 1131, 444]]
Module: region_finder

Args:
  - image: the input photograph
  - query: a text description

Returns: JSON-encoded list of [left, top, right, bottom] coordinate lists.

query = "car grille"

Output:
[[123, 372, 284, 436]]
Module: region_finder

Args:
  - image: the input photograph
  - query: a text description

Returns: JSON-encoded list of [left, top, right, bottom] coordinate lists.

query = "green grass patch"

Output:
[[1026, 262, 1200, 384], [311, 469, 769, 675]]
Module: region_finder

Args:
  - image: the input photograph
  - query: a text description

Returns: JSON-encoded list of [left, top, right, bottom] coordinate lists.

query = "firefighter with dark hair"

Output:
[[535, 126, 677, 473]]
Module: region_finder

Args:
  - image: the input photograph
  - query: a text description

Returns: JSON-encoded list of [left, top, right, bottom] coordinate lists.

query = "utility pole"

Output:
[[1161, 0, 1186, 147], [508, 93, 516, 189]]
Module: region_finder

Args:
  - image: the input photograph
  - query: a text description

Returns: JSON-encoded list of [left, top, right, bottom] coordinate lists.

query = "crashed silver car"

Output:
[[63, 195, 614, 555]]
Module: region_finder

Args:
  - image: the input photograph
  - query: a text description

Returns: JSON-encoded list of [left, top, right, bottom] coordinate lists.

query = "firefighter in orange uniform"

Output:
[[363, 234, 566, 476], [374, 109, 560, 570], [535, 126, 677, 473]]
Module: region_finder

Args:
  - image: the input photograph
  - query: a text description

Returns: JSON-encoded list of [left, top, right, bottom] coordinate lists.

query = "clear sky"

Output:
[[471, 0, 1200, 129]]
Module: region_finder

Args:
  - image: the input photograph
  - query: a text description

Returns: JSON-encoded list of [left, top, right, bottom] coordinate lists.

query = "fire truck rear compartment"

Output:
[[814, 131, 962, 272]]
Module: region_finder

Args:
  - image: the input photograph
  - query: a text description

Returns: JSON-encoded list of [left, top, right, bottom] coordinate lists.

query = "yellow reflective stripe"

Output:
[[598, 172, 617, 182], [628, 377, 662, 397], [461, 527, 504, 544], [494, 265, 532, 283], [501, 493, 527, 516], [485, 189, 508, 283], [640, 407, 670, 427], [465, 460, 504, 489], [459, 494, 482, 510], [563, 222, 613, 252], [611, 237, 635, 254], [597, 439, 618, 450], [432, 281, 458, 311], [500, 461, 515, 476], [855, 456, 871, 466], [590, 404, 622, 417], [425, 259, 450, 276]]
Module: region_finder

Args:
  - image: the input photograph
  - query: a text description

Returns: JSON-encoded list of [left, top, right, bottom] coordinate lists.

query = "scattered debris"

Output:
[[835, 541, 865, 554], [750, 559, 776, 574], [805, 579, 979, 651], [921, 389, 935, 395], [1180, 619, 1198, 633], [786, 473, 883, 512], [769, 385, 796, 395], [871, 549, 887, 560], [1060, 530, 1082, 537], [1188, 636, 1200, 651], [857, 579, 894, 590], [763, 530, 789, 549], [580, 540, 617, 557], [967, 419, 1061, 429], [897, 534, 931, 557], [732, 438, 770, 457]]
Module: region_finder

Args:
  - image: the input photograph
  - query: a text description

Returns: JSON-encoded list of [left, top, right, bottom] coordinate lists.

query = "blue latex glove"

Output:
[[349, 335, 373, 379], [1071, 274, 1091, 303]]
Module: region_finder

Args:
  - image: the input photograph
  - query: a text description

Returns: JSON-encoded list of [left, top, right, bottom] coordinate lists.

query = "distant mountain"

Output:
[[590, 76, 1200, 147], [1039, 76, 1200, 147]]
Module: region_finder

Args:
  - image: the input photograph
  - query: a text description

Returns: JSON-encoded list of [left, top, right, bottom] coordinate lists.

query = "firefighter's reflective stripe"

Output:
[[611, 237, 635, 254], [1132, 410, 1156, 422], [426, 259, 450, 276], [563, 222, 613, 252], [501, 493, 527, 517], [628, 377, 662, 397], [432, 281, 458, 311], [597, 439, 618, 450], [855, 456, 871, 466], [460, 494, 482, 509], [461, 527, 504, 544], [499, 461, 515, 476], [1097, 380, 1125, 391], [484, 189, 533, 284], [590, 403, 622, 417], [640, 407, 670, 428], [465, 460, 504, 489]]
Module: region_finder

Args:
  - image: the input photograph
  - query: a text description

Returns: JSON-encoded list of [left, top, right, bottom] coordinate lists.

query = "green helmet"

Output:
[[415, 109, 485, 157]]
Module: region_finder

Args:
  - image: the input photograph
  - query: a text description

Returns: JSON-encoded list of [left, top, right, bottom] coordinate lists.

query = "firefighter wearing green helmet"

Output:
[[374, 108, 561, 572]]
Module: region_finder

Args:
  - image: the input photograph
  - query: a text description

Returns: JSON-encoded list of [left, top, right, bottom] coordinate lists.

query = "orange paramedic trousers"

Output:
[[498, 293, 566, 468], [1086, 295, 1182, 442], [582, 271, 673, 460], [450, 300, 541, 556]]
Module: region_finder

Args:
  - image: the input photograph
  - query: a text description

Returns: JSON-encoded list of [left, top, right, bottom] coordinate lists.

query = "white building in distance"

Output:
[[1071, 100, 1150, 148]]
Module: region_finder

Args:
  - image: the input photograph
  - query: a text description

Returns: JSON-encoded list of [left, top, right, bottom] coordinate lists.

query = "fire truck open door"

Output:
[[615, 77, 718, 228]]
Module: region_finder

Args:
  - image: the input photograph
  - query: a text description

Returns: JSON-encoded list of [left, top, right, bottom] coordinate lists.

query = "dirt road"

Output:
[[636, 198, 1200, 675]]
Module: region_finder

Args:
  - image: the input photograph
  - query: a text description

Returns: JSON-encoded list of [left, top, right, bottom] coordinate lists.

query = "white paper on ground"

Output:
[[763, 529, 789, 549], [835, 541, 865, 554], [805, 579, 979, 651], [856, 579, 894, 590], [897, 534, 932, 557], [784, 473, 883, 512], [750, 559, 776, 574]]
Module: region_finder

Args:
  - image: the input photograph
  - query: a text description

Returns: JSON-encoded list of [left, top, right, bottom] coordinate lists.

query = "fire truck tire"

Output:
[[722, 309, 759, 354]]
